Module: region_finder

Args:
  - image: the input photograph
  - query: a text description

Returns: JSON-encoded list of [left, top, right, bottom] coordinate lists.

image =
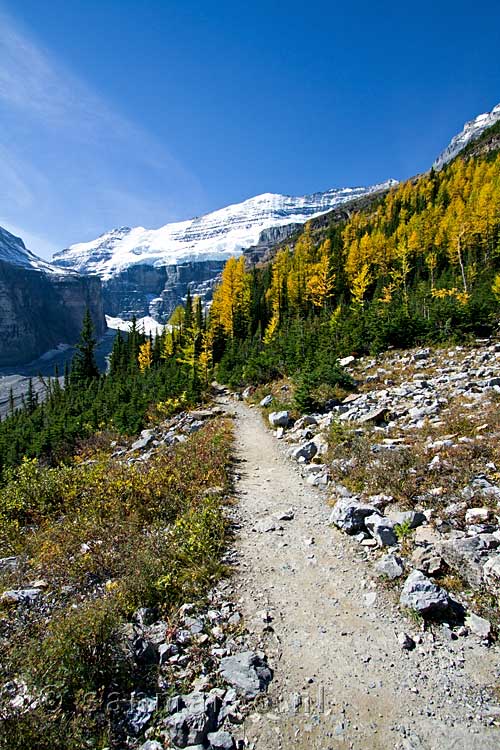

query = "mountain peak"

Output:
[[52, 180, 397, 280], [0, 225, 73, 276], [433, 102, 500, 170]]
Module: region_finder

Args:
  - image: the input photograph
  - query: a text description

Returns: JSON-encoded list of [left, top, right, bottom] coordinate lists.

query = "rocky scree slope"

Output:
[[0, 226, 106, 367]]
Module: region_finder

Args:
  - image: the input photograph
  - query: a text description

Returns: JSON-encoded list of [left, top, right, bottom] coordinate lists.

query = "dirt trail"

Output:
[[220, 398, 500, 750]]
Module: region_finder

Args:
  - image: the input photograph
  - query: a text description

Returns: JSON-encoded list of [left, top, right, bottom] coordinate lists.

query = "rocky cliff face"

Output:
[[102, 259, 227, 321], [0, 227, 106, 367]]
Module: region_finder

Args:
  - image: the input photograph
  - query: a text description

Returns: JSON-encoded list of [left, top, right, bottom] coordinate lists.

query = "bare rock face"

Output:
[[0, 226, 106, 366]]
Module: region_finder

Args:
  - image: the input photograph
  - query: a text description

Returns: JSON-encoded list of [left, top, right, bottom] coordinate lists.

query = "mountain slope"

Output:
[[0, 226, 106, 367], [433, 101, 500, 169], [52, 182, 397, 280]]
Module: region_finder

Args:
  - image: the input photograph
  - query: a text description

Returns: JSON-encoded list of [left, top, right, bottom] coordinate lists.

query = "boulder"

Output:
[[437, 535, 493, 587], [126, 693, 157, 734], [139, 742, 163, 750], [365, 514, 398, 547], [329, 499, 380, 535], [391, 511, 426, 529], [219, 651, 272, 699], [165, 692, 220, 748], [375, 553, 405, 579], [291, 441, 317, 462], [399, 570, 450, 617], [268, 411, 290, 428], [131, 429, 154, 451]]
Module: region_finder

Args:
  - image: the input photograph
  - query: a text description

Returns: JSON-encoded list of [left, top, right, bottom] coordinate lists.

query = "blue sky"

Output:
[[0, 0, 499, 259]]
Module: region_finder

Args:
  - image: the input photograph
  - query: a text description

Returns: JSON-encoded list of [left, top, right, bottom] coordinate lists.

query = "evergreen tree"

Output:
[[71, 308, 99, 383]]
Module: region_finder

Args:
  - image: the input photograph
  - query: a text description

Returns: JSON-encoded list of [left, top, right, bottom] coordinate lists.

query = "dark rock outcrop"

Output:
[[0, 226, 106, 367]]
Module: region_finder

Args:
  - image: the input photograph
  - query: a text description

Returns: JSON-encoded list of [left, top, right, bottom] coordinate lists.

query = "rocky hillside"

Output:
[[0, 226, 106, 367]]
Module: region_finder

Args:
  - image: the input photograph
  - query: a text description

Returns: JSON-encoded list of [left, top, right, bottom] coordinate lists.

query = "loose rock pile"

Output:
[[258, 342, 500, 636]]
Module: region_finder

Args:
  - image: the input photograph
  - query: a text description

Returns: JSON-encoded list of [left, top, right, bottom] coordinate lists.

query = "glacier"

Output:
[[52, 182, 397, 280]]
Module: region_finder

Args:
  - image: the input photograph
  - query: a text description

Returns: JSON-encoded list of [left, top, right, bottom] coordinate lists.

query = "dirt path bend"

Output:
[[221, 398, 500, 750]]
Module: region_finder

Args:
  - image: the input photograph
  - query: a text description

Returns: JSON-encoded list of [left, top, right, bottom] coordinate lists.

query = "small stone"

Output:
[[398, 632, 415, 651], [259, 395, 273, 407], [375, 553, 405, 579], [465, 612, 491, 638]]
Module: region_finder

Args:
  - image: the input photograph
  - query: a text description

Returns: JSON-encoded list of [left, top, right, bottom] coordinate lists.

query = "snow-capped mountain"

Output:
[[0, 225, 72, 276], [433, 102, 500, 170], [52, 181, 397, 280]]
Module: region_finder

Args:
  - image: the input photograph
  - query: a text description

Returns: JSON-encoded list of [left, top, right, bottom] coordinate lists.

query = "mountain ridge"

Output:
[[52, 181, 398, 280]]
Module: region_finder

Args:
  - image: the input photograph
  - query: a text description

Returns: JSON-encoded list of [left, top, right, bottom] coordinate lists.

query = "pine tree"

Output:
[[71, 308, 99, 383]]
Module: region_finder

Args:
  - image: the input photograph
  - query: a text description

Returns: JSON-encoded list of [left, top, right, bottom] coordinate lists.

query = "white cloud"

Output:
[[0, 9, 205, 258]]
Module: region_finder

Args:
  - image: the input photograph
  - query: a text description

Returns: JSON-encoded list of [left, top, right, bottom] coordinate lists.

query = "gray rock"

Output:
[[219, 651, 272, 698], [166, 692, 219, 748], [365, 514, 398, 547], [483, 554, 500, 594], [411, 547, 443, 576], [329, 498, 380, 534], [207, 730, 235, 749], [375, 553, 405, 579], [399, 570, 450, 616], [437, 535, 492, 587], [259, 395, 273, 407], [131, 429, 154, 451], [465, 612, 491, 638], [268, 411, 290, 428], [391, 511, 426, 529], [291, 441, 317, 462], [126, 693, 157, 734], [0, 588, 42, 605]]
